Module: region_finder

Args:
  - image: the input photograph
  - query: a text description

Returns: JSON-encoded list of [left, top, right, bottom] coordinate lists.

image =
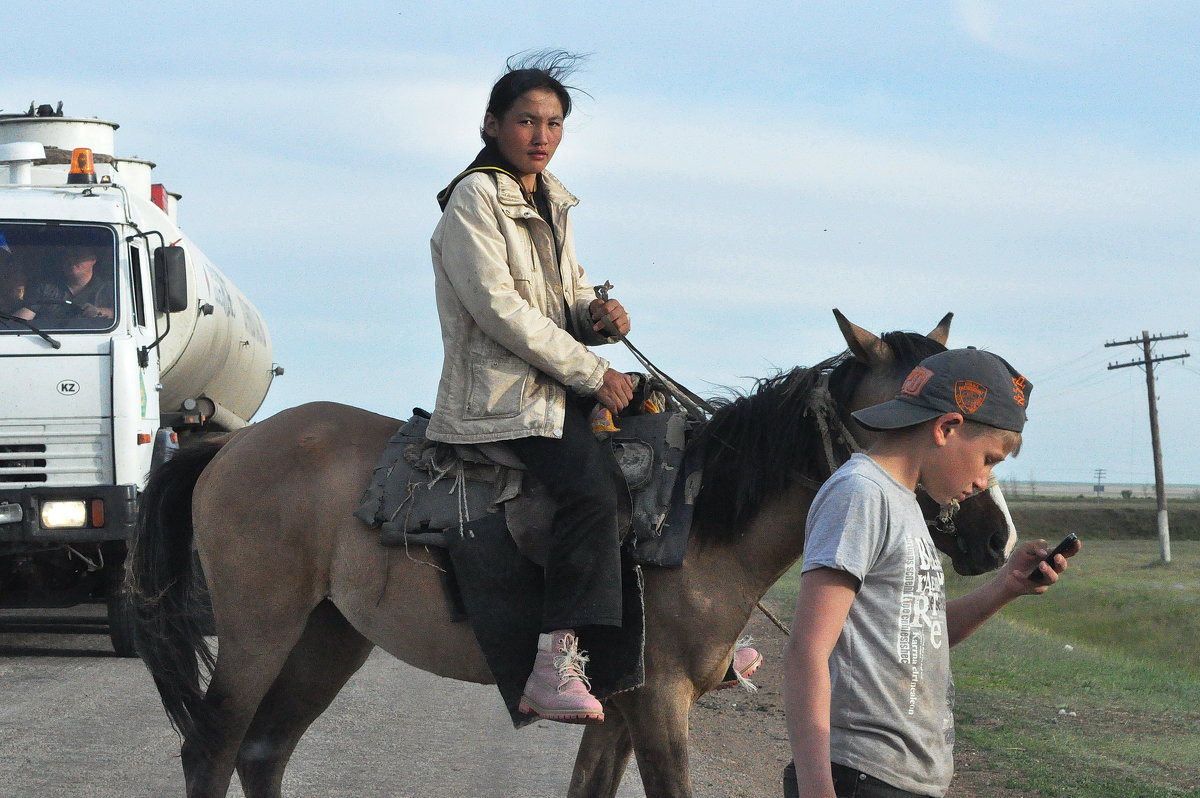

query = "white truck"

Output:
[[0, 103, 279, 655]]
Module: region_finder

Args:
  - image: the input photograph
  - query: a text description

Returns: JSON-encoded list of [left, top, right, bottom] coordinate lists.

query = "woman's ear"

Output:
[[483, 112, 499, 139]]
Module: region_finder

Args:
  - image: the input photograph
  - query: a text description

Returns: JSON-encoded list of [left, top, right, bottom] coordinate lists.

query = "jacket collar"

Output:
[[491, 169, 578, 210], [437, 143, 578, 211]]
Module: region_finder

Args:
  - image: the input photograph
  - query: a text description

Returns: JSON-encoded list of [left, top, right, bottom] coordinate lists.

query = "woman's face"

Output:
[[484, 88, 564, 190]]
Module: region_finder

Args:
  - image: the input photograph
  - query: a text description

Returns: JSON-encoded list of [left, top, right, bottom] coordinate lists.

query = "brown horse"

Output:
[[128, 311, 1017, 798]]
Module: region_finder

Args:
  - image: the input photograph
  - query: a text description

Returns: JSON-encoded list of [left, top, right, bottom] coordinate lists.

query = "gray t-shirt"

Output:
[[802, 453, 954, 797]]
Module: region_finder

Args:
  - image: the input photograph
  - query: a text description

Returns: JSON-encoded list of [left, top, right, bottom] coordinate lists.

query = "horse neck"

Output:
[[690, 482, 816, 608]]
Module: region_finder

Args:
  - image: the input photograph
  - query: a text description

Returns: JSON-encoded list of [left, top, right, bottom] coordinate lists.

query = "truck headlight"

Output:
[[0, 503, 22, 525], [41, 500, 89, 529]]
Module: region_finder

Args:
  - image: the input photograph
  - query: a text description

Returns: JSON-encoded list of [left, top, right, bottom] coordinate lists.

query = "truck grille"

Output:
[[0, 422, 113, 486], [0, 444, 48, 483]]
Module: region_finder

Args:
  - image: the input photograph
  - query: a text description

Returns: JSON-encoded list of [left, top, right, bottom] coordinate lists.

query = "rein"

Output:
[[593, 281, 714, 422]]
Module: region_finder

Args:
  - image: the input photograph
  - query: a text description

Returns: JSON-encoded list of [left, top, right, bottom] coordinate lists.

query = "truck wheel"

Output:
[[106, 565, 139, 658]]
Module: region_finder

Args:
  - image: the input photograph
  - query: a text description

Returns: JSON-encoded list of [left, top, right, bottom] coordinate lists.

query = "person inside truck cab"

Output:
[[13, 246, 114, 323], [0, 236, 27, 314]]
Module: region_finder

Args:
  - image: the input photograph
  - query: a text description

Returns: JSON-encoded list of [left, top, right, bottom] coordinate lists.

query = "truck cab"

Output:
[[0, 104, 278, 654]]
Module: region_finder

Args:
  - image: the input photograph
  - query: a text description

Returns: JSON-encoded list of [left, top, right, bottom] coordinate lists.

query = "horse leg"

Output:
[[568, 703, 634, 798], [614, 683, 695, 798], [180, 608, 315, 797], [235, 599, 375, 798]]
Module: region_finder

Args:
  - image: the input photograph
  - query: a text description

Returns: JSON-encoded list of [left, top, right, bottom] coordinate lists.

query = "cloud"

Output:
[[950, 0, 1142, 63]]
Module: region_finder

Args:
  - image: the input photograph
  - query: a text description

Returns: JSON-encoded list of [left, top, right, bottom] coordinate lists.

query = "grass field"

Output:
[[767, 540, 1200, 797]]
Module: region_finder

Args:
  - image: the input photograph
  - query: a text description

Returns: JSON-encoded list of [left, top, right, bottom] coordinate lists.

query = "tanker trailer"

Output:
[[0, 103, 281, 655]]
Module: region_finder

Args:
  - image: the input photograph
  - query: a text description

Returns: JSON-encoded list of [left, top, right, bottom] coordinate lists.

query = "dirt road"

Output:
[[0, 605, 778, 798]]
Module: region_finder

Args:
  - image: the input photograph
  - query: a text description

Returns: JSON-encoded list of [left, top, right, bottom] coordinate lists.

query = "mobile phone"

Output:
[[1029, 533, 1079, 582]]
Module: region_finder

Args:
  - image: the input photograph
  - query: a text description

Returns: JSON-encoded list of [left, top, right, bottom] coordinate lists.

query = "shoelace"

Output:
[[552, 633, 593, 691]]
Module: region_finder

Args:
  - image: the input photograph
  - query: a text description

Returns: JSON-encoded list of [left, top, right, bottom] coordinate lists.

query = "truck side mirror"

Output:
[[153, 245, 189, 313]]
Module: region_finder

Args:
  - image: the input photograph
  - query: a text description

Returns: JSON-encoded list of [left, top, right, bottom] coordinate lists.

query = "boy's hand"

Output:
[[1000, 538, 1081, 596]]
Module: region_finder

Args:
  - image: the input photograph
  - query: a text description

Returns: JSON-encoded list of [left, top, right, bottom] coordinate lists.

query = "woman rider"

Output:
[[428, 51, 631, 724], [430, 51, 761, 724]]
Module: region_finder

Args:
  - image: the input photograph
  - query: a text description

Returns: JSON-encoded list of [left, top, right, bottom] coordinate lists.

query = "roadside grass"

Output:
[[767, 540, 1200, 797]]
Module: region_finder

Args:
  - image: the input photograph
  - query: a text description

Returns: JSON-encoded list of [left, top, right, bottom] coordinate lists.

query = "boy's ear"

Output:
[[834, 309, 894, 367], [926, 312, 953, 346], [931, 412, 964, 445]]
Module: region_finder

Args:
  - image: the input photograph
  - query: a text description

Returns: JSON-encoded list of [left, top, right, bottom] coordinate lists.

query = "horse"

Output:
[[128, 310, 1018, 798]]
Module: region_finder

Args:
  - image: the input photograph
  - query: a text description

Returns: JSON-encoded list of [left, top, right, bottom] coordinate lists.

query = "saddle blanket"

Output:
[[354, 408, 702, 569]]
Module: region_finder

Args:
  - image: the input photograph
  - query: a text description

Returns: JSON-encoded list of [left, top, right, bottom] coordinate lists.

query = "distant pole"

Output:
[[1106, 331, 1189, 563]]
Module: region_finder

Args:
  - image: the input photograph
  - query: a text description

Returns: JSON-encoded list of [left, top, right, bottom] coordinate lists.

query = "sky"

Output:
[[5, 0, 1199, 486]]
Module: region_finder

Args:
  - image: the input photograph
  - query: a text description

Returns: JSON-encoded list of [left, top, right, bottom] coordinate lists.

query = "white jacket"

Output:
[[427, 169, 612, 443]]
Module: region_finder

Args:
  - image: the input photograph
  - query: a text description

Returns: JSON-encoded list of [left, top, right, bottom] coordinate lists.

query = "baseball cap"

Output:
[[852, 348, 1032, 432]]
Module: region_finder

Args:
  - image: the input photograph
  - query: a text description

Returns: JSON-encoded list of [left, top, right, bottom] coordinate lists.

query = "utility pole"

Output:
[[1106, 331, 1189, 564], [1093, 468, 1106, 497]]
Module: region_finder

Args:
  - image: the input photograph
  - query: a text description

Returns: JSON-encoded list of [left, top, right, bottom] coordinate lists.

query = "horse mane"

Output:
[[689, 330, 947, 546]]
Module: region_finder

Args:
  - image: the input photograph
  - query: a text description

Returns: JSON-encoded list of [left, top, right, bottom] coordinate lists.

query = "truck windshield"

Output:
[[0, 222, 118, 332]]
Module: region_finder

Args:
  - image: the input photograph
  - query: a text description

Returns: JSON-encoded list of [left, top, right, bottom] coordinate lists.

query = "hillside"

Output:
[[1008, 500, 1200, 541]]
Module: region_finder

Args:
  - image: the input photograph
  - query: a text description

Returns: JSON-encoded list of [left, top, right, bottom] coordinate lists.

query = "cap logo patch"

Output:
[[954, 380, 988, 414], [900, 366, 934, 398], [1011, 375, 1029, 407]]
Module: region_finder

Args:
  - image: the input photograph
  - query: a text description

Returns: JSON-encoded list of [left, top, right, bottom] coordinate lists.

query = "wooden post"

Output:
[[1106, 330, 1189, 564], [1141, 333, 1171, 563]]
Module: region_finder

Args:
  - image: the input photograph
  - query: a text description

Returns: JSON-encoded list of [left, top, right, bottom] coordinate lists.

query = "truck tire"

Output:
[[106, 564, 139, 658]]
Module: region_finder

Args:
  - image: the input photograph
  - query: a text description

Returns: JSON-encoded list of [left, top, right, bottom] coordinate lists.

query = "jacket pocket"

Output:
[[464, 356, 532, 420]]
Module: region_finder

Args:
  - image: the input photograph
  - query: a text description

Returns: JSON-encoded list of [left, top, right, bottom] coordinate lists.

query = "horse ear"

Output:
[[927, 312, 953, 346], [833, 308, 894, 366]]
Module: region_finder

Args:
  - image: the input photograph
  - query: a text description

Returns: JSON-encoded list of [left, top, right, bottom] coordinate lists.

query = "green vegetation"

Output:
[[768, 541, 1200, 796], [1007, 502, 1200, 540]]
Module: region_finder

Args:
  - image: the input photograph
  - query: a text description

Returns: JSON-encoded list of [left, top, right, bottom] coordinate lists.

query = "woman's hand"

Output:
[[590, 298, 630, 336], [594, 368, 634, 414]]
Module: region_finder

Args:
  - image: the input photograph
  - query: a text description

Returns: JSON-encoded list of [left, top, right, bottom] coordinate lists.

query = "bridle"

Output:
[[799, 371, 966, 537]]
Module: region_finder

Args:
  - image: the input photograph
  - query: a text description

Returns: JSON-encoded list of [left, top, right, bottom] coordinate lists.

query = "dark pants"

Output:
[[783, 761, 935, 798], [506, 397, 623, 632]]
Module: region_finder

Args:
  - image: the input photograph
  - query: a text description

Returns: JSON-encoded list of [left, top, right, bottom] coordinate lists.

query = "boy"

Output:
[[783, 348, 1079, 798]]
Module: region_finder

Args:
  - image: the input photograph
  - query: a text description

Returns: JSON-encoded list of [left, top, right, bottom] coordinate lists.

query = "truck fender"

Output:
[[150, 428, 180, 472]]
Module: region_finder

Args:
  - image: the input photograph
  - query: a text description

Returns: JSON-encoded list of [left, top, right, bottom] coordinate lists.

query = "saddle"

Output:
[[354, 393, 703, 569]]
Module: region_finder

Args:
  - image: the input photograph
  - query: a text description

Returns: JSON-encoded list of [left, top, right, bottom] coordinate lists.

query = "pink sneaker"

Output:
[[716, 638, 763, 691], [519, 630, 605, 724]]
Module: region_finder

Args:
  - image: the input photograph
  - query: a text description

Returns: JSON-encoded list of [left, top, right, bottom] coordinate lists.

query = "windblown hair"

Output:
[[480, 49, 590, 143], [690, 331, 948, 546]]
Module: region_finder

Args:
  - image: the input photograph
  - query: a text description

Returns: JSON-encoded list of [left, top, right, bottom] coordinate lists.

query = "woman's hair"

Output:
[[480, 49, 589, 144]]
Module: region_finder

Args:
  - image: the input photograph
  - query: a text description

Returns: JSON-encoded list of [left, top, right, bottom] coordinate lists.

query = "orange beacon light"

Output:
[[67, 147, 97, 184]]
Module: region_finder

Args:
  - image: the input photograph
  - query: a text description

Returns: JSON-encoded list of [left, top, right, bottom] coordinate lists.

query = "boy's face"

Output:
[[921, 420, 1013, 505]]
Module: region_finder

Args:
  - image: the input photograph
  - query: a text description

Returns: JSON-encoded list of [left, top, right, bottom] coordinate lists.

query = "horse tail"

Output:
[[126, 435, 228, 750]]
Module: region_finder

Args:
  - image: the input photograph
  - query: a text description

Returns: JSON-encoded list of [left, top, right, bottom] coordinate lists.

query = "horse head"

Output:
[[833, 309, 1017, 575]]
